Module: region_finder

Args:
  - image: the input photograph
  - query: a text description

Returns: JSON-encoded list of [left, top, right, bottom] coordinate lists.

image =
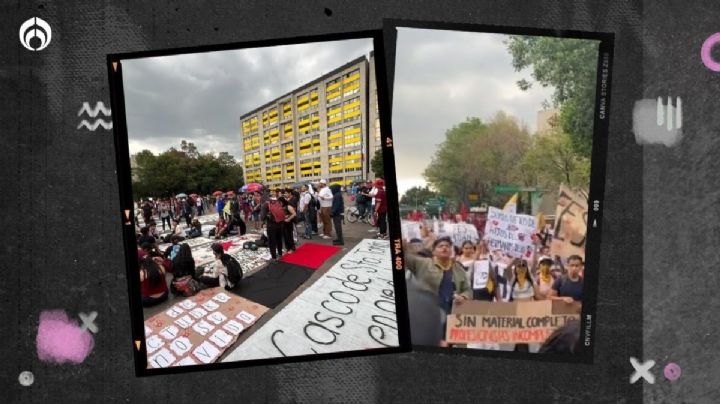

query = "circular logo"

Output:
[[663, 362, 682, 381], [18, 371, 34, 386], [701, 33, 720, 72], [19, 17, 52, 51]]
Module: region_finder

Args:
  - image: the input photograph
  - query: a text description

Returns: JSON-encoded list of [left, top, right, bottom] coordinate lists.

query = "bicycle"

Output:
[[345, 206, 374, 225]]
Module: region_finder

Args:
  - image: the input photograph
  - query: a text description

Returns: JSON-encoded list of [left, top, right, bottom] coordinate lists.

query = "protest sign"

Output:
[[446, 300, 580, 345], [483, 207, 537, 259], [550, 185, 588, 260], [144, 288, 268, 368], [401, 220, 422, 241], [223, 239, 398, 361]]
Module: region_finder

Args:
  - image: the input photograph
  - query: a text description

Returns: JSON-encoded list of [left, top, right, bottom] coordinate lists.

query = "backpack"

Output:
[[171, 276, 202, 297], [311, 194, 320, 210], [223, 255, 243, 286], [267, 200, 286, 223]]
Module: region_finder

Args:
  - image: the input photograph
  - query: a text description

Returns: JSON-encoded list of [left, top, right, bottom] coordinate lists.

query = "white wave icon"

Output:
[[78, 101, 112, 131], [78, 102, 112, 118], [77, 120, 113, 130]]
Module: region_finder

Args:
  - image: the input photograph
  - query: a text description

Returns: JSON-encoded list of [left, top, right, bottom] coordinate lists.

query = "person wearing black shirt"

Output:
[[137, 226, 156, 247], [548, 255, 584, 303]]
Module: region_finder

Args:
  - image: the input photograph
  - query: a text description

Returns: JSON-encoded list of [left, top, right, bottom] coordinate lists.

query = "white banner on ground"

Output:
[[483, 207, 537, 259], [222, 239, 398, 361]]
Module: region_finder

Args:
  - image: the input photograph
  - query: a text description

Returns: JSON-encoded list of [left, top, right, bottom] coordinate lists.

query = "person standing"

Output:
[[195, 195, 204, 217], [159, 200, 171, 231], [260, 189, 287, 262], [317, 179, 334, 240], [356, 180, 372, 221], [374, 178, 388, 239], [182, 199, 193, 226], [280, 194, 297, 253], [141, 200, 153, 226], [216, 194, 225, 221], [548, 255, 584, 303], [299, 185, 313, 240], [330, 183, 345, 246]]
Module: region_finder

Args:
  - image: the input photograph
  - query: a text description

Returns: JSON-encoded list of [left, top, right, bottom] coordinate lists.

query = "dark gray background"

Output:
[[0, 0, 703, 402]]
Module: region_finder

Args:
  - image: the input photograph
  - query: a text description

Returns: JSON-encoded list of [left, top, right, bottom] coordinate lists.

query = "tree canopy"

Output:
[[422, 113, 589, 208], [505, 35, 600, 158], [131, 141, 244, 199], [423, 112, 531, 207], [400, 186, 438, 207]]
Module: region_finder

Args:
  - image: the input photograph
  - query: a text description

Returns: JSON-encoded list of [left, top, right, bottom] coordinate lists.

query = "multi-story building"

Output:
[[240, 52, 380, 188]]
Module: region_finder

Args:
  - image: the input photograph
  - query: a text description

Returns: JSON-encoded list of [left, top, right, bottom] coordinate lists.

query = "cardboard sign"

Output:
[[144, 287, 268, 368], [401, 220, 422, 241], [550, 185, 588, 260], [483, 207, 537, 259], [446, 300, 580, 344], [223, 239, 399, 361]]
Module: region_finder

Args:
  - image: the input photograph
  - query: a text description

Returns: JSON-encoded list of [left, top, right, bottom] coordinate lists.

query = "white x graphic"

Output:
[[630, 357, 655, 384], [79, 312, 99, 333]]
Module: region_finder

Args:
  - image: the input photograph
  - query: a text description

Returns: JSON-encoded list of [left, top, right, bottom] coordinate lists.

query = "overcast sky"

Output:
[[122, 38, 374, 160], [392, 28, 559, 196]]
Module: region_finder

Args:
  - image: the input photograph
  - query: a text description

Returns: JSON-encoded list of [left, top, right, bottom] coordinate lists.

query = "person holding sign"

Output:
[[456, 241, 501, 302], [403, 237, 471, 334], [548, 255, 584, 303]]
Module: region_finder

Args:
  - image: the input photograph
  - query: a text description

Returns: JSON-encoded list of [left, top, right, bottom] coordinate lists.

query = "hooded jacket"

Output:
[[330, 184, 344, 217]]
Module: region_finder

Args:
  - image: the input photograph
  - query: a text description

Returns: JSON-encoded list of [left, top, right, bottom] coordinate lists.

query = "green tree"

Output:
[[505, 36, 599, 157], [400, 186, 438, 208], [423, 112, 531, 207], [371, 151, 384, 178], [517, 128, 590, 192]]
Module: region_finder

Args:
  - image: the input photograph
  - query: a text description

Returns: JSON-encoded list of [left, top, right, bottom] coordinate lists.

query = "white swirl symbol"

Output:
[[19, 17, 52, 51]]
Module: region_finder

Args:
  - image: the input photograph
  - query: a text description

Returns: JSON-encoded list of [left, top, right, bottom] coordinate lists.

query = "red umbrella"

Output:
[[246, 183, 263, 193], [213, 190, 223, 197]]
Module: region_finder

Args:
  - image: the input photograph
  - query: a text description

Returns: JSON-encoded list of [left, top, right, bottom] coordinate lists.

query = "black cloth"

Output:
[[282, 219, 295, 251], [232, 262, 313, 309]]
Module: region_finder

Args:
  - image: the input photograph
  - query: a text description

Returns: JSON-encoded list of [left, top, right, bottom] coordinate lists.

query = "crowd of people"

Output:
[[403, 217, 584, 353], [133, 177, 389, 308]]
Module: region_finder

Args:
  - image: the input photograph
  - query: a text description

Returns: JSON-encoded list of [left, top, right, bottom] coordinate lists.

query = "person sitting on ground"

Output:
[[548, 255, 584, 303], [171, 243, 196, 279], [137, 226, 156, 247], [228, 212, 247, 236], [163, 235, 183, 261], [161, 219, 185, 243], [209, 243, 243, 290], [186, 217, 203, 238], [213, 216, 229, 239], [139, 255, 169, 307]]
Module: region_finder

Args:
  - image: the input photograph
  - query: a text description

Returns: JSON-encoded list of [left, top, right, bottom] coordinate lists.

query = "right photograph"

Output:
[[387, 21, 612, 357]]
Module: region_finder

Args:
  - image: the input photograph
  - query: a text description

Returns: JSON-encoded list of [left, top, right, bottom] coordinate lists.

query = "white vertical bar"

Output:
[[676, 97, 682, 129], [656, 96, 664, 126], [667, 96, 673, 130]]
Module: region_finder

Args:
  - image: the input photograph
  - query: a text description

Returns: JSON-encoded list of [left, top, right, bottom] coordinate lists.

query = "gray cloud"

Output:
[[391, 28, 558, 196], [122, 38, 374, 161]]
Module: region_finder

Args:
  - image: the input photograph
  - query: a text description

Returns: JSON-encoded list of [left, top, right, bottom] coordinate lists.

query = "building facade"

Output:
[[240, 53, 379, 188]]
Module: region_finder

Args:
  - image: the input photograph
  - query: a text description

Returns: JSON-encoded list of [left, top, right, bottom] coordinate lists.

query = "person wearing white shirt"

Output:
[[367, 185, 379, 232], [317, 180, 334, 239], [299, 185, 313, 239]]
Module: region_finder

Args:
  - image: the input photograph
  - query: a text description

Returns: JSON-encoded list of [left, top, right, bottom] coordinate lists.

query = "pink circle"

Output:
[[701, 33, 720, 71], [664, 362, 682, 381]]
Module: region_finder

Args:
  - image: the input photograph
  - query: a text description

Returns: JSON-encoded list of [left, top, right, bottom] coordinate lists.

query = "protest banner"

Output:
[[144, 288, 269, 368], [550, 184, 588, 260], [222, 239, 398, 361], [483, 207, 537, 259], [401, 220, 422, 241], [445, 300, 580, 345]]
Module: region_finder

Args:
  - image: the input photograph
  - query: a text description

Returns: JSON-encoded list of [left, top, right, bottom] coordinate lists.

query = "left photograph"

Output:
[[108, 31, 408, 374]]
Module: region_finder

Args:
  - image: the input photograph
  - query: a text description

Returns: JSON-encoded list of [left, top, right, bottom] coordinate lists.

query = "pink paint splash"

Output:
[[36, 310, 94, 364]]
